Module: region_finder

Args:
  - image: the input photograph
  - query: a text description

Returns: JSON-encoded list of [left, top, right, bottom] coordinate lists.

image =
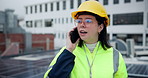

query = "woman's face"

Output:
[[75, 15, 103, 44]]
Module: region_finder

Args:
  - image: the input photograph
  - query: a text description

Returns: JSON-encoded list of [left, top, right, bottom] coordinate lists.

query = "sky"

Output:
[[0, 0, 50, 18]]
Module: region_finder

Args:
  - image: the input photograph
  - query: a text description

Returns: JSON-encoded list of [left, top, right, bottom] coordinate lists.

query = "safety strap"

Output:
[[113, 48, 119, 78]]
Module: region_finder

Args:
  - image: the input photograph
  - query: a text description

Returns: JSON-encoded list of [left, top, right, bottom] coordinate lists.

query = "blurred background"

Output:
[[0, 0, 148, 78]]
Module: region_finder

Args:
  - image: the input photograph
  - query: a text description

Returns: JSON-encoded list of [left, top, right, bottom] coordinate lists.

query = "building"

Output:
[[0, 9, 54, 55], [24, 0, 148, 50]]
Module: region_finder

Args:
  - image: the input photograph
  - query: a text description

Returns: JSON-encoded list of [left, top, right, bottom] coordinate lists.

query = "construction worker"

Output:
[[44, 0, 128, 78]]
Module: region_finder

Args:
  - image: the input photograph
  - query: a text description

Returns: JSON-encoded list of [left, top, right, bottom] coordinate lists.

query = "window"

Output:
[[58, 33, 60, 39], [57, 2, 60, 11], [103, 0, 108, 5], [55, 18, 57, 24], [0, 24, 4, 32], [35, 5, 37, 13], [45, 19, 53, 27], [34, 20, 42, 27], [26, 21, 33, 27], [78, 0, 81, 7], [63, 1, 66, 10], [113, 12, 143, 25], [66, 18, 68, 23], [136, 0, 143, 2], [62, 33, 64, 39], [40, 5, 42, 12], [114, 0, 119, 4], [147, 13, 148, 28], [124, 0, 130, 3], [51, 3, 53, 11], [146, 34, 148, 46], [26, 7, 28, 14], [30, 6, 32, 14], [58, 18, 60, 24], [45, 4, 48, 12], [70, 0, 74, 9], [71, 17, 73, 23], [62, 18, 64, 24]]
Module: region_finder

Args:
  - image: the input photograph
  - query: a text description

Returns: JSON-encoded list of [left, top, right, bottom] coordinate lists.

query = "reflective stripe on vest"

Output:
[[44, 66, 53, 78], [113, 48, 119, 78]]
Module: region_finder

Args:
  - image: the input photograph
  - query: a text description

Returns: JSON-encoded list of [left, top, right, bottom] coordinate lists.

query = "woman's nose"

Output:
[[80, 22, 86, 28]]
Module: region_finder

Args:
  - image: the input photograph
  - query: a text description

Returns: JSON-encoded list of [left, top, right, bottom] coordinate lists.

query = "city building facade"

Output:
[[24, 0, 148, 50]]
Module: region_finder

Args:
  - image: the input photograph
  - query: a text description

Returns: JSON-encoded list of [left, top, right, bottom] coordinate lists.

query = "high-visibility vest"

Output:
[[44, 42, 128, 78]]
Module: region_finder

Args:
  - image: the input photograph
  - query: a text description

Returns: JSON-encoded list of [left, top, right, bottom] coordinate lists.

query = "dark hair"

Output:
[[76, 12, 111, 50]]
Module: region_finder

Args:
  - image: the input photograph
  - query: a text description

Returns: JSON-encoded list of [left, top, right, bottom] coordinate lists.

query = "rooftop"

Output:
[[0, 50, 148, 78]]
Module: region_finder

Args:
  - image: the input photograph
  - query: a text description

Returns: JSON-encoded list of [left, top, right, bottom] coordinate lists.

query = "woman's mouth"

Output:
[[80, 30, 87, 36]]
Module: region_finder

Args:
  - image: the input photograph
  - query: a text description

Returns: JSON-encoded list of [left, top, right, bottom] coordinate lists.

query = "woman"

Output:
[[44, 1, 127, 78]]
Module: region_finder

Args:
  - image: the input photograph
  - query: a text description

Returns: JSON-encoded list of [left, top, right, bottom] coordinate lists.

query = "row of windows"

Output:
[[26, 19, 53, 27], [56, 32, 67, 40], [26, 12, 144, 27], [113, 12, 143, 25], [105, 0, 143, 5], [26, 0, 144, 14], [26, 17, 74, 27]]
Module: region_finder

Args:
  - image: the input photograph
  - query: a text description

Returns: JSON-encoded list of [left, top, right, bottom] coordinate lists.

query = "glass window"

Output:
[[103, 0, 108, 5], [58, 18, 60, 24], [113, 12, 143, 25], [147, 13, 148, 28], [26, 21, 33, 27], [146, 34, 148, 46], [70, 0, 74, 9], [30, 6, 32, 14], [45, 4, 48, 12], [136, 0, 143, 2], [58, 33, 60, 39], [45, 19, 53, 27], [0, 24, 4, 32], [62, 18, 64, 24], [62, 33, 64, 39], [78, 0, 81, 7], [51, 3, 53, 11], [57, 2, 59, 11], [63, 1, 66, 10], [114, 0, 119, 4], [55, 18, 57, 24], [66, 18, 68, 23], [35, 5, 37, 13], [34, 20, 42, 27], [124, 0, 130, 3], [26, 7, 28, 14], [40, 5, 42, 12], [71, 17, 73, 23]]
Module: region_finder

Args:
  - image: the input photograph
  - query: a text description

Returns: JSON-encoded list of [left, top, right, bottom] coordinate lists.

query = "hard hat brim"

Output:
[[71, 10, 109, 26]]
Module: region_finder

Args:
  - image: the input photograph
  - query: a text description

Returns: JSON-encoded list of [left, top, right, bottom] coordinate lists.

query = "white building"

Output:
[[24, 0, 148, 50]]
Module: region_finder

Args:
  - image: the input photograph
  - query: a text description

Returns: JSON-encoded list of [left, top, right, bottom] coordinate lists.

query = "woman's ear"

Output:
[[98, 24, 104, 32]]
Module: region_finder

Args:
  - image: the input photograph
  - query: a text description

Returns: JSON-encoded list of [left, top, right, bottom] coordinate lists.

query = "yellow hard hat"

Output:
[[71, 0, 109, 26]]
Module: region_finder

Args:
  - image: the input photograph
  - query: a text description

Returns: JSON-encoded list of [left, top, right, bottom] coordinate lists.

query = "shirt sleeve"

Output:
[[47, 49, 75, 78]]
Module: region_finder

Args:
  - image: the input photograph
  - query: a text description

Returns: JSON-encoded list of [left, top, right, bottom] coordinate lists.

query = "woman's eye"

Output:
[[85, 20, 92, 23], [76, 20, 82, 23]]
